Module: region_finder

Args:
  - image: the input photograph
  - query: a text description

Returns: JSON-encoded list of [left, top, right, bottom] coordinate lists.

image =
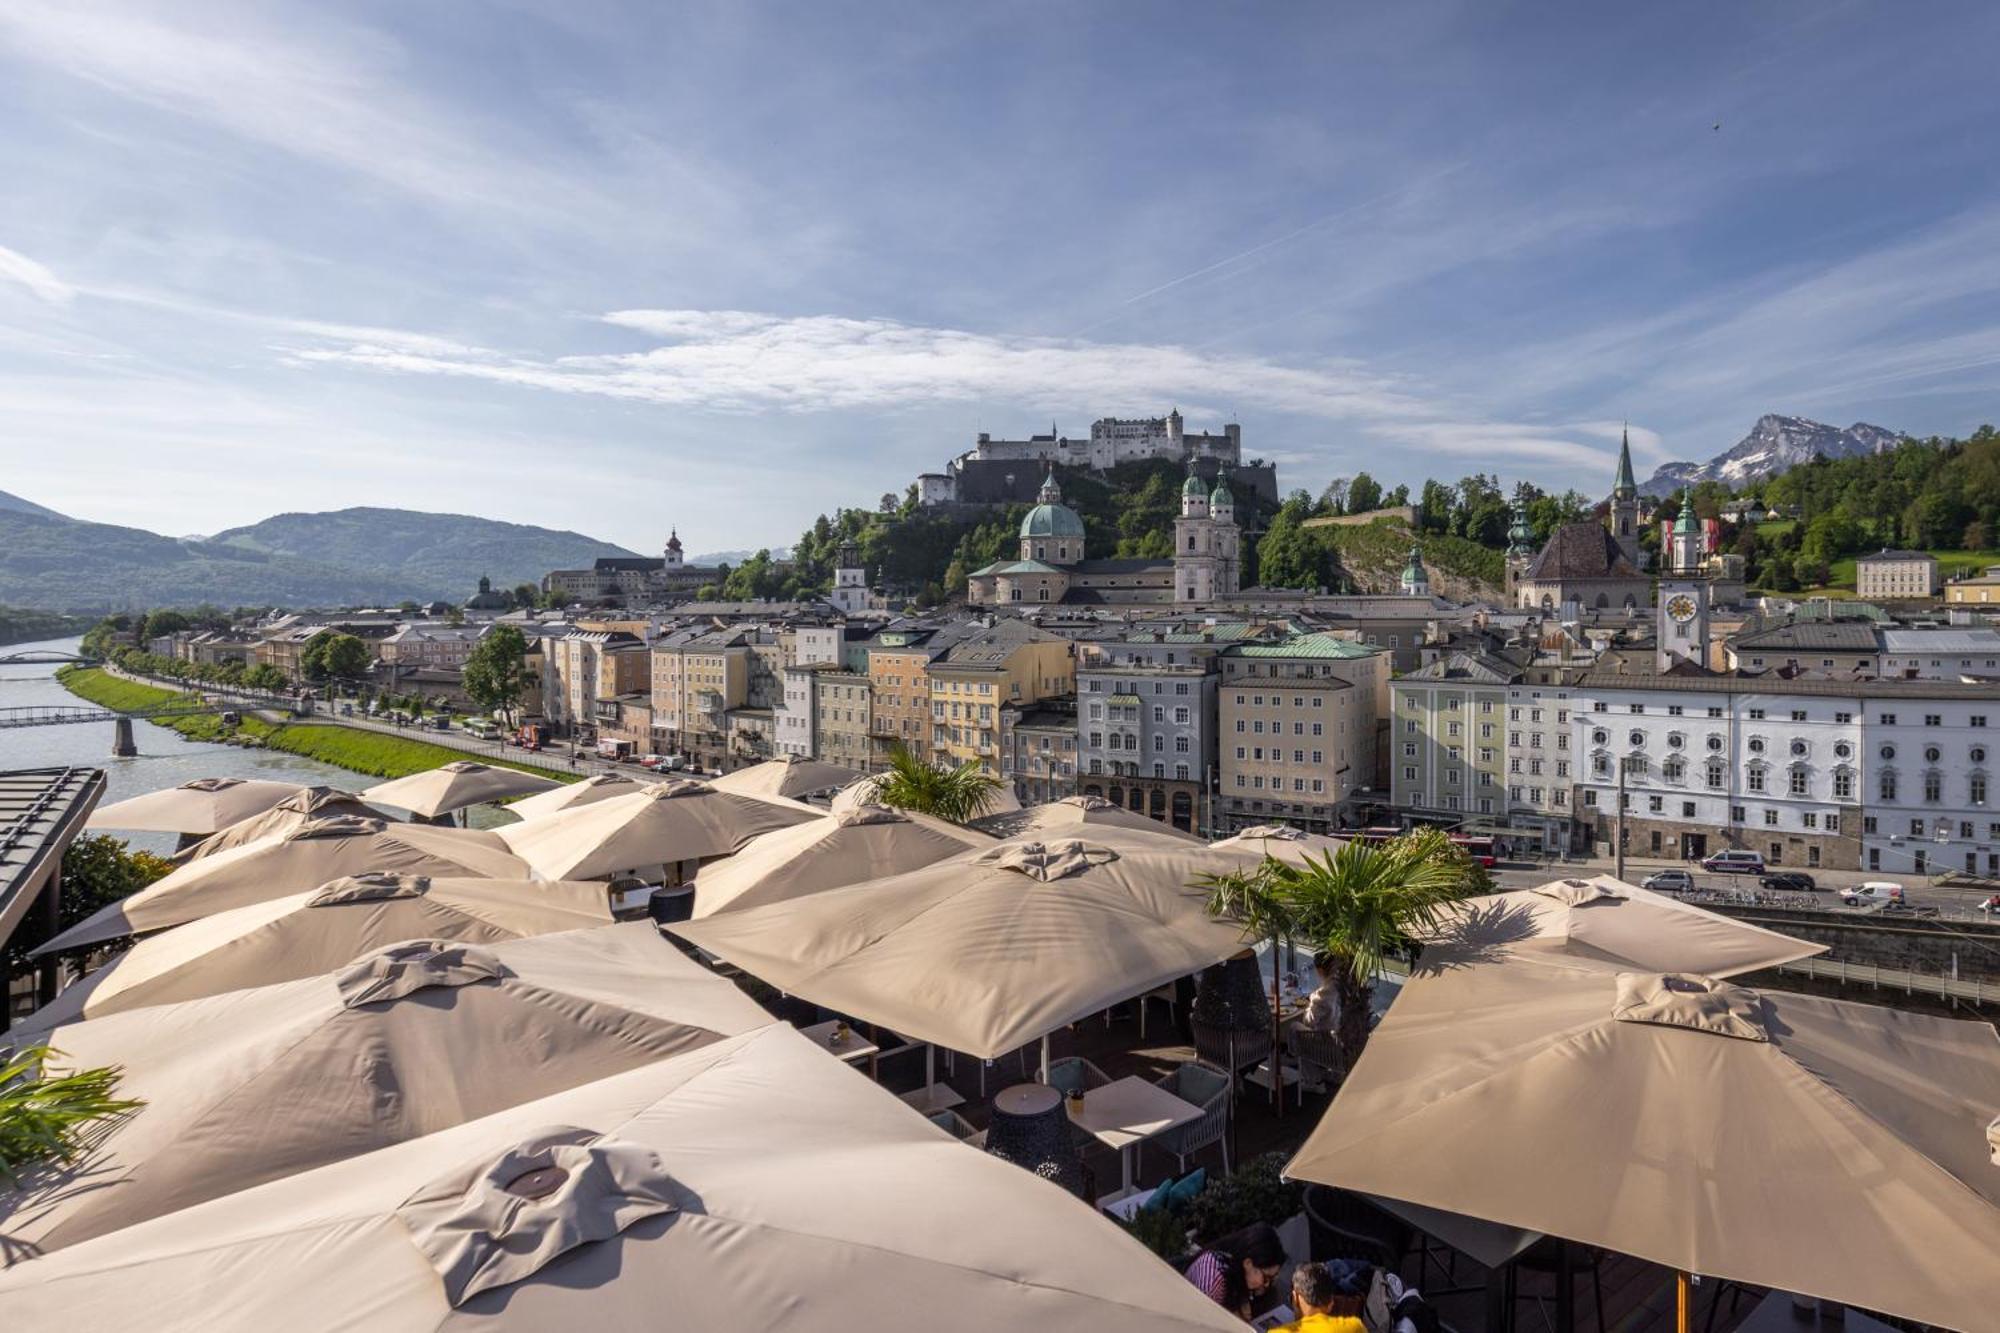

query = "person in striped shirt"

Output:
[[1183, 1222, 1286, 1319]]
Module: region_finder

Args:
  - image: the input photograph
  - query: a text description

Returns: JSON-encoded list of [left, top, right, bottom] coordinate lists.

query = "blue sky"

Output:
[[3, 2, 1998, 556]]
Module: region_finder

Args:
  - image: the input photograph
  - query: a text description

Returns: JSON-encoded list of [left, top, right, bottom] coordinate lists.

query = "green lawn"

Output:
[[56, 666, 575, 783]]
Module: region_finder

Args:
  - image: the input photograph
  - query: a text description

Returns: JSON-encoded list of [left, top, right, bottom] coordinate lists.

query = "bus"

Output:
[[1354, 826, 1498, 867]]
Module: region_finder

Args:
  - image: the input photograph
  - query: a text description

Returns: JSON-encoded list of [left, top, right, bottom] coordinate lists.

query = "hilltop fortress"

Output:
[[915, 409, 1278, 509]]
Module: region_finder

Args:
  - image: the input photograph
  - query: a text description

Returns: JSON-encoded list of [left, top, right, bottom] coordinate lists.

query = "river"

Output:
[[0, 636, 397, 856]]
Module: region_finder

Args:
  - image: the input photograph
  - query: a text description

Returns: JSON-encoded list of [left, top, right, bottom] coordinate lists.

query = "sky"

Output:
[[2, 2, 1998, 557]]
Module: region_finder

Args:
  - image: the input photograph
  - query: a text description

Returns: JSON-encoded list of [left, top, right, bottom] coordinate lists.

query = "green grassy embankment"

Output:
[[55, 666, 575, 783]]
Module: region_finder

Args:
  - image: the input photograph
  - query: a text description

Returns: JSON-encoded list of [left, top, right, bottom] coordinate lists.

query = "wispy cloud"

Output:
[[0, 243, 74, 304]]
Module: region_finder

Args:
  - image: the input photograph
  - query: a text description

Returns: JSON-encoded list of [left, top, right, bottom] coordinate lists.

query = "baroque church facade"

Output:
[[967, 462, 1241, 608], [1506, 429, 1654, 612]]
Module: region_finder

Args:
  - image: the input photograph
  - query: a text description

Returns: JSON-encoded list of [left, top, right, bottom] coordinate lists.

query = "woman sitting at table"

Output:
[[1183, 1222, 1285, 1319], [1300, 951, 1340, 1032]]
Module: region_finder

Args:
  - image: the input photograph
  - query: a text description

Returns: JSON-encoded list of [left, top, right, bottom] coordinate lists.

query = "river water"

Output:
[[0, 636, 380, 856]]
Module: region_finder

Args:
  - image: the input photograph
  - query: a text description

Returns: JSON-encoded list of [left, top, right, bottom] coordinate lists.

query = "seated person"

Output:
[[1274, 1260, 1368, 1333], [1300, 951, 1340, 1031], [1183, 1223, 1286, 1320]]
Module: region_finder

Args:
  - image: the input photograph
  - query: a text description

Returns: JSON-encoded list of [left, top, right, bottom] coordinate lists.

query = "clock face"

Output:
[[1666, 594, 1699, 624]]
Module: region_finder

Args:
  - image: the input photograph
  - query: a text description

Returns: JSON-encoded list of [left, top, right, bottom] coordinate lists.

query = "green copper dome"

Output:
[[1020, 502, 1085, 539], [1674, 491, 1700, 534], [1209, 474, 1234, 506], [1182, 468, 1207, 498]]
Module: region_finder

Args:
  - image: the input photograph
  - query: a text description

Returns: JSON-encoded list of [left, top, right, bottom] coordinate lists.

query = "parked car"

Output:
[[1700, 850, 1766, 875], [1641, 869, 1694, 894], [1840, 881, 1905, 907], [430, 715, 451, 731], [1758, 872, 1818, 893]]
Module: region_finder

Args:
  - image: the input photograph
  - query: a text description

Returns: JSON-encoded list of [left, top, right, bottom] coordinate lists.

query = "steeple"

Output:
[[1037, 465, 1063, 505], [664, 528, 684, 566], [1401, 545, 1430, 596], [1506, 494, 1535, 558], [1613, 426, 1637, 500]]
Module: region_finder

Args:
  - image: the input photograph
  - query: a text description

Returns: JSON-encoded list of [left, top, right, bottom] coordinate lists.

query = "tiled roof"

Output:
[[0, 767, 105, 949], [1857, 549, 1934, 562], [1728, 622, 1881, 652], [1523, 522, 1642, 581], [1223, 632, 1380, 660], [1400, 651, 1522, 684]]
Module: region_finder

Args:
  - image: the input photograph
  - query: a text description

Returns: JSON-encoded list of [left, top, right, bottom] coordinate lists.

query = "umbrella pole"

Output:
[[1039, 1033, 1051, 1084], [1676, 1271, 1690, 1333]]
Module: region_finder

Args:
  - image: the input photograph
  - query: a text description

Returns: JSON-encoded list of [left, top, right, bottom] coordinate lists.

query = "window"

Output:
[[1747, 767, 1766, 793], [1748, 738, 1765, 755], [1803, 812, 1818, 829], [1834, 741, 1852, 759], [1790, 710, 1807, 722], [1925, 714, 1942, 727], [1748, 708, 1765, 720], [1975, 748, 1988, 764], [1834, 769, 1854, 800], [1826, 814, 1839, 834], [1834, 712, 1852, 724], [1591, 728, 1609, 746], [1925, 746, 1942, 763], [1706, 761, 1726, 790], [1925, 772, 1943, 803], [1880, 713, 1896, 726], [1630, 704, 1644, 714], [1667, 732, 1685, 749], [1764, 809, 1778, 827], [1974, 774, 1988, 805], [1648, 795, 1663, 813], [1682, 801, 1696, 817], [1628, 730, 1645, 747], [1731, 805, 1745, 823], [1880, 771, 1898, 801], [1667, 705, 1683, 717], [1789, 768, 1808, 797], [1707, 735, 1724, 752], [1863, 816, 1877, 835], [1910, 818, 1926, 836], [1706, 706, 1724, 718]]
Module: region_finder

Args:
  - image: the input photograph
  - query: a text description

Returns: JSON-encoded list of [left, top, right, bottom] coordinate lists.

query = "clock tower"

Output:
[[1656, 578, 1709, 673]]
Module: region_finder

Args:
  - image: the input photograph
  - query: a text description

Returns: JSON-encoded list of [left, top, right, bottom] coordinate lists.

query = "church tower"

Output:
[[1610, 427, 1642, 569], [1208, 468, 1240, 598], [1505, 487, 1536, 605], [1173, 459, 1239, 605], [1657, 493, 1711, 671], [1666, 490, 1705, 575], [829, 540, 870, 614], [1401, 545, 1431, 597], [664, 529, 684, 567]]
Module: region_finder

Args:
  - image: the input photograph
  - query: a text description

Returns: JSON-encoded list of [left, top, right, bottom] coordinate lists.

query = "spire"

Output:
[[1674, 487, 1700, 534], [1613, 425, 1637, 499], [1037, 465, 1062, 504]]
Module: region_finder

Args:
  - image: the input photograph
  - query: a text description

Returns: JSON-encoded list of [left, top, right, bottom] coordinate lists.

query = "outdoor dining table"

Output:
[[799, 1019, 881, 1078], [1065, 1075, 1203, 1207]]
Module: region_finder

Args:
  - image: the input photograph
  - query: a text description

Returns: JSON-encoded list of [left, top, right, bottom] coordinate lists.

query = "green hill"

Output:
[[1305, 517, 1504, 597]]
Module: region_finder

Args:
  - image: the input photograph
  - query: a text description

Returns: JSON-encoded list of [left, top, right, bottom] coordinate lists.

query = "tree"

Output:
[[871, 743, 1001, 824], [1346, 472, 1383, 516], [4, 834, 173, 970], [318, 633, 372, 681], [1206, 828, 1478, 1068], [139, 609, 191, 644], [462, 624, 531, 723], [299, 630, 334, 682], [243, 663, 288, 692], [510, 583, 539, 610], [1418, 479, 1455, 534]]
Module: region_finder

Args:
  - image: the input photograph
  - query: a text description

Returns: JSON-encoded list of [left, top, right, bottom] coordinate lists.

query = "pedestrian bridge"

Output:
[[0, 651, 97, 665], [0, 701, 239, 730]]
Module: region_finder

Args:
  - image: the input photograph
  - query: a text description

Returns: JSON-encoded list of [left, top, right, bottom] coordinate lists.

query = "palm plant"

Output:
[[1206, 827, 1477, 1071], [0, 1045, 142, 1183], [871, 742, 1002, 824]]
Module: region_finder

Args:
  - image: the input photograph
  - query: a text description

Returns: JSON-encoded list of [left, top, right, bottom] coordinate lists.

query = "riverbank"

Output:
[[55, 666, 578, 784]]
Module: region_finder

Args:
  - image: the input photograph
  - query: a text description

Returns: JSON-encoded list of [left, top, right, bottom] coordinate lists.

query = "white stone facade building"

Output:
[[1855, 549, 1939, 600]]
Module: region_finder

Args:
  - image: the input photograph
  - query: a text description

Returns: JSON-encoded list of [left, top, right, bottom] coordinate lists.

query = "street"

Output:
[[1487, 857, 1998, 916]]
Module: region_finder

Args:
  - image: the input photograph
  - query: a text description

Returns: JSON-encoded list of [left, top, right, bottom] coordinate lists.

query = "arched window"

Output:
[[1833, 767, 1854, 800], [1663, 756, 1685, 782], [1595, 594, 1610, 609]]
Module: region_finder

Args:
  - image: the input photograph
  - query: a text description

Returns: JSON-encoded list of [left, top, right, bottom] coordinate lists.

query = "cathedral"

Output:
[[1506, 429, 1654, 612], [966, 461, 1241, 608]]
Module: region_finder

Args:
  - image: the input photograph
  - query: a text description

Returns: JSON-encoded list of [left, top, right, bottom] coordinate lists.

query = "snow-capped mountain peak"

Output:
[[1638, 415, 1903, 496]]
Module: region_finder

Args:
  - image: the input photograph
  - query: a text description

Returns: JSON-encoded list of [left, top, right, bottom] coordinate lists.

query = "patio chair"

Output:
[[1150, 1059, 1231, 1176], [1302, 1184, 1412, 1272], [1288, 1025, 1346, 1096], [924, 1108, 980, 1142], [1136, 981, 1179, 1040], [1046, 1056, 1113, 1152]]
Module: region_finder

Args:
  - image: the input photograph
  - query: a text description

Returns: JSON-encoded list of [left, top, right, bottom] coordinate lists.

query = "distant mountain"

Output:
[[1639, 415, 1904, 497], [0, 506, 636, 613], [0, 489, 69, 521], [688, 547, 792, 566]]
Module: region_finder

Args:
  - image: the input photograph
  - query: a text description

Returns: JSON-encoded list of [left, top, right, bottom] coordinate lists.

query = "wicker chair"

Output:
[[1288, 1024, 1346, 1095], [1302, 1184, 1412, 1271], [924, 1108, 980, 1142], [1149, 1059, 1232, 1176]]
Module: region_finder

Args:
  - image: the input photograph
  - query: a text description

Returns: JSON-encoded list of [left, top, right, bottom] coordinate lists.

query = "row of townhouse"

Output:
[[1390, 652, 2000, 874], [1723, 620, 2000, 678]]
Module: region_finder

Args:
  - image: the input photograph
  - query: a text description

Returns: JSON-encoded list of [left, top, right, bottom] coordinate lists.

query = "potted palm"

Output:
[[1206, 826, 1478, 1074], [871, 742, 1002, 824]]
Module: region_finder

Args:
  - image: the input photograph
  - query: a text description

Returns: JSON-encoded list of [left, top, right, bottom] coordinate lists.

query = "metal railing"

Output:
[[1776, 956, 2000, 1004]]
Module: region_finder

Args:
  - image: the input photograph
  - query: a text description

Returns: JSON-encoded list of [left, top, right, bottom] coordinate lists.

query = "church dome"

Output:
[[1021, 501, 1085, 540], [1182, 470, 1207, 499], [1209, 477, 1234, 506]]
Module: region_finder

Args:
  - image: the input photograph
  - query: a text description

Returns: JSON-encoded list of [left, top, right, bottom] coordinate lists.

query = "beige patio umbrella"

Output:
[[503, 772, 647, 822], [707, 755, 863, 801], [15, 873, 614, 1033], [1210, 823, 1351, 865], [1285, 957, 2000, 1332], [0, 923, 771, 1258], [35, 817, 530, 954], [690, 805, 990, 919], [173, 785, 384, 861], [497, 779, 820, 881], [85, 777, 304, 835], [0, 1024, 1245, 1332], [970, 794, 1200, 844], [362, 761, 561, 820], [1428, 875, 1825, 978], [672, 837, 1258, 1060]]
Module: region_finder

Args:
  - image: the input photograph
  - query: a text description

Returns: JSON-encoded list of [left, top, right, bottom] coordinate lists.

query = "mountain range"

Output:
[[0, 500, 635, 612], [1638, 415, 1904, 497]]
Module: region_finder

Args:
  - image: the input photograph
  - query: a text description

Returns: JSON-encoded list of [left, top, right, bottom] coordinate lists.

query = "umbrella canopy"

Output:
[[84, 777, 305, 836], [970, 794, 1201, 845], [497, 779, 820, 881], [1285, 957, 2000, 1331], [361, 762, 561, 819], [690, 805, 990, 919], [15, 874, 614, 1033], [36, 817, 530, 955], [672, 837, 1258, 1059], [504, 772, 647, 823], [1429, 875, 1824, 978], [706, 755, 862, 801], [1209, 823, 1351, 865], [0, 1024, 1244, 1332], [0, 923, 771, 1258], [174, 785, 384, 861]]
